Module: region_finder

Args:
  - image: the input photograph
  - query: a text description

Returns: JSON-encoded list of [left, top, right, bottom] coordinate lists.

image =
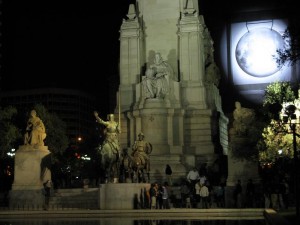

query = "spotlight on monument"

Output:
[[223, 19, 291, 104]]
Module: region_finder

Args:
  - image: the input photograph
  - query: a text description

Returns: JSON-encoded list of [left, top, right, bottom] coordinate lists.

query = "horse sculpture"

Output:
[[93, 111, 121, 183], [120, 148, 151, 183], [129, 133, 152, 183], [120, 149, 133, 182], [130, 150, 151, 183], [96, 143, 120, 183]]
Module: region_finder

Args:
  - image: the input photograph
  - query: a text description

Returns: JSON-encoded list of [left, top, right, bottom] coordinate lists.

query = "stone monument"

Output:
[[9, 109, 52, 208], [114, 0, 229, 184], [226, 102, 260, 207]]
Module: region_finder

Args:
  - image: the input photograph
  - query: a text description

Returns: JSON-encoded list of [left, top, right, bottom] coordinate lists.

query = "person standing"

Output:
[[165, 164, 173, 186], [149, 183, 158, 209], [161, 182, 170, 209], [199, 182, 210, 209], [246, 179, 255, 207], [215, 184, 225, 208], [281, 178, 289, 209], [195, 181, 201, 208], [199, 174, 207, 186], [43, 180, 52, 210], [157, 183, 163, 209], [205, 180, 213, 208], [180, 180, 190, 208], [187, 167, 200, 195], [234, 179, 242, 208]]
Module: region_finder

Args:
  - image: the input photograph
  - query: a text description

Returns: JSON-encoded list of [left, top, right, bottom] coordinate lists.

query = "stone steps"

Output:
[[48, 188, 99, 209]]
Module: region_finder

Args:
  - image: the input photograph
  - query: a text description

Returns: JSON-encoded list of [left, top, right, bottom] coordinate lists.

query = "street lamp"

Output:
[[283, 104, 299, 218]]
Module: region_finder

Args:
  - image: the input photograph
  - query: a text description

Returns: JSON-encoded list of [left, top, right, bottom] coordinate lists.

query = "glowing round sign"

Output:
[[235, 27, 284, 77]]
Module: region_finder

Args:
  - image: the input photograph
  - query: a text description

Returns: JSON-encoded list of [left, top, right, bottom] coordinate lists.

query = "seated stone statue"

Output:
[[24, 109, 46, 146], [205, 62, 221, 87], [232, 101, 255, 136], [142, 52, 173, 99]]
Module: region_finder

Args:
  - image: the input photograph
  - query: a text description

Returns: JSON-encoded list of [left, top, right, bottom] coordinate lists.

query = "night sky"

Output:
[[1, 0, 132, 110], [1, 0, 294, 113]]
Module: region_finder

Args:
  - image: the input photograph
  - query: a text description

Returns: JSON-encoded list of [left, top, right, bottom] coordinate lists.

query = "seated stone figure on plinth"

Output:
[[24, 109, 46, 147], [232, 101, 255, 136], [10, 109, 51, 209], [142, 52, 173, 99]]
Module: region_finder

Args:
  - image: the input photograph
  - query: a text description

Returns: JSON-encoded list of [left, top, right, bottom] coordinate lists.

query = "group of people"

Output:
[[233, 177, 291, 210], [149, 181, 171, 209], [262, 178, 290, 210], [180, 167, 225, 209]]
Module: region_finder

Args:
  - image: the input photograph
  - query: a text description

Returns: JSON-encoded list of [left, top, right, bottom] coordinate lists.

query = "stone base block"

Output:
[[12, 145, 51, 190], [99, 183, 151, 209], [9, 189, 45, 209]]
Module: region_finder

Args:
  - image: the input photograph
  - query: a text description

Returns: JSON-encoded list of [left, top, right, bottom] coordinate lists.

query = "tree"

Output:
[[258, 119, 299, 164], [259, 82, 299, 164], [276, 16, 300, 67], [263, 81, 296, 120], [0, 104, 69, 161], [0, 106, 21, 159], [229, 102, 265, 161], [33, 104, 69, 157], [0, 104, 70, 190]]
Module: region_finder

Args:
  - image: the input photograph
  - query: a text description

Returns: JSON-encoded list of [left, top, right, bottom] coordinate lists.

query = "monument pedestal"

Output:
[[99, 183, 150, 209], [9, 145, 51, 208], [225, 137, 260, 208]]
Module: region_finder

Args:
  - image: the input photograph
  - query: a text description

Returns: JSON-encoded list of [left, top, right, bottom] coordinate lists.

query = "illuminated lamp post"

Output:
[[282, 104, 299, 218]]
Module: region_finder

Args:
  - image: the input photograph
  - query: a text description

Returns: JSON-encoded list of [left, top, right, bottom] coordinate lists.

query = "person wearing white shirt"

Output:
[[187, 167, 200, 196]]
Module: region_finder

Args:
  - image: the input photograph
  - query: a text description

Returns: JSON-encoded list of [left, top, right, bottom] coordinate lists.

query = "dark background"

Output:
[[0, 0, 294, 113]]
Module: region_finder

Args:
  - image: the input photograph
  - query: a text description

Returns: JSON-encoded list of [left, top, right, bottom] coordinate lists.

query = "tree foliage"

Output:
[[259, 82, 300, 164], [258, 119, 299, 164], [276, 16, 300, 67], [0, 106, 22, 159], [229, 102, 265, 161], [32, 104, 69, 159], [0, 104, 69, 161], [263, 81, 296, 120]]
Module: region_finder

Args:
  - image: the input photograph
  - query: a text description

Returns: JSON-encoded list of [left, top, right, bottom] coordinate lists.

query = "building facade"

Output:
[[0, 88, 97, 143]]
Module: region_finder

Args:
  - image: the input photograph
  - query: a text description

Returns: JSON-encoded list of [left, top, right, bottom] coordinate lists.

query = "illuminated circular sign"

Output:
[[235, 28, 284, 77]]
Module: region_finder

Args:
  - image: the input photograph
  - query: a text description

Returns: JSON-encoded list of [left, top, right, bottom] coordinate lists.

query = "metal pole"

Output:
[[292, 123, 299, 218]]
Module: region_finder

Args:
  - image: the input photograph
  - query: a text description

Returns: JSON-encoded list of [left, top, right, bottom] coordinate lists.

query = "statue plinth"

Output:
[[10, 145, 52, 208], [99, 183, 151, 209], [143, 98, 171, 108], [12, 145, 51, 190], [18, 144, 48, 151]]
